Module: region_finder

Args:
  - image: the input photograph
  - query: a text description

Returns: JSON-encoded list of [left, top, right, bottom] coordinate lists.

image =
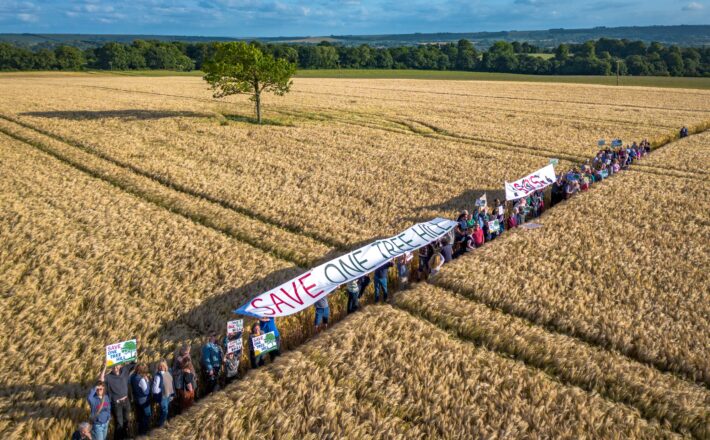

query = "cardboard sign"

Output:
[[226, 319, 243, 355], [227, 319, 243, 337], [106, 339, 137, 367], [252, 331, 278, 356]]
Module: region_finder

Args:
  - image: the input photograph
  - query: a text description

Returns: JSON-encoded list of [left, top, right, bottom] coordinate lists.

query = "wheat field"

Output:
[[0, 73, 708, 439]]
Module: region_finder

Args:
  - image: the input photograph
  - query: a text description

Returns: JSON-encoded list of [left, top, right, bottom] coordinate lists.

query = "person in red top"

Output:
[[472, 223, 485, 247], [507, 209, 519, 229]]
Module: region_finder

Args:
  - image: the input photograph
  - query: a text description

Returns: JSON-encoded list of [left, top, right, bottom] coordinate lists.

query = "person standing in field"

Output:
[[151, 359, 174, 427], [373, 260, 394, 303], [473, 223, 485, 248], [249, 322, 266, 369], [224, 350, 240, 385], [346, 279, 360, 313], [174, 359, 196, 413], [440, 237, 453, 263], [71, 422, 92, 440], [201, 334, 223, 396], [259, 317, 281, 360], [417, 244, 433, 280], [172, 343, 194, 377], [100, 361, 135, 440], [314, 296, 330, 332], [130, 363, 152, 435], [358, 274, 371, 299], [87, 380, 111, 440]]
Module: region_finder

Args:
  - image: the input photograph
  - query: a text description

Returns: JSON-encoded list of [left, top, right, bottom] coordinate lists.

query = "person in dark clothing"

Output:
[[201, 334, 223, 396], [100, 362, 135, 440], [249, 322, 266, 369], [71, 422, 92, 440], [130, 363, 152, 435], [417, 244, 433, 280], [346, 279, 360, 313], [373, 260, 394, 303], [680, 126, 689, 138], [358, 275, 371, 298], [174, 359, 196, 413]]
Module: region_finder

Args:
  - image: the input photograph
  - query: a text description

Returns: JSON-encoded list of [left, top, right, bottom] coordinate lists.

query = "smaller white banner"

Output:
[[105, 339, 137, 367], [505, 164, 556, 201], [475, 193, 487, 207], [252, 331, 278, 356]]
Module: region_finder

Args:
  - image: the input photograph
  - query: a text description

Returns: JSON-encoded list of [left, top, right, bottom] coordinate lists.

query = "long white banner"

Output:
[[505, 164, 556, 201], [235, 218, 457, 318]]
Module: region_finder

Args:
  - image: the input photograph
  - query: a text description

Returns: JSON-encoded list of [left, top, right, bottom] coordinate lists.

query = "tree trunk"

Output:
[[254, 82, 261, 124]]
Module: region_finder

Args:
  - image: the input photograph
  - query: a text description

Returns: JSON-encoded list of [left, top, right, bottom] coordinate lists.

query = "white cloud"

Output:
[[17, 12, 38, 22], [682, 1, 704, 10]]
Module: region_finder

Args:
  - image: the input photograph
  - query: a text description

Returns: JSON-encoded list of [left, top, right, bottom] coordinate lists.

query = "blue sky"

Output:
[[0, 0, 707, 37]]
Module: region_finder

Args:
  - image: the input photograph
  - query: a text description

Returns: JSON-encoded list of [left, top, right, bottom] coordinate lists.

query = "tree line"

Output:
[[1, 37, 708, 77]]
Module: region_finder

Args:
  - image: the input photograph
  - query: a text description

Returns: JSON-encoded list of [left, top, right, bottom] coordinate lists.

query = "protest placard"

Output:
[[227, 319, 243, 337], [475, 193, 487, 207], [252, 331, 278, 356], [226, 319, 243, 355], [105, 339, 137, 367], [487, 219, 499, 231]]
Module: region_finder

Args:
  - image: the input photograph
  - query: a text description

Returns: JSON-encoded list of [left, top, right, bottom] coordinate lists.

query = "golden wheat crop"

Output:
[[152, 306, 678, 440], [433, 135, 710, 387], [395, 283, 710, 438], [1, 73, 708, 439], [1, 74, 708, 247], [0, 133, 329, 438]]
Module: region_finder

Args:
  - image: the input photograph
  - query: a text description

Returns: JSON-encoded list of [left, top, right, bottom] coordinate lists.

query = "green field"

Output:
[[4, 69, 709, 89]]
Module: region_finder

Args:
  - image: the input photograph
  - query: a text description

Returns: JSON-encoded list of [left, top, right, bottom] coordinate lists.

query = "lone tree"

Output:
[[203, 42, 296, 124]]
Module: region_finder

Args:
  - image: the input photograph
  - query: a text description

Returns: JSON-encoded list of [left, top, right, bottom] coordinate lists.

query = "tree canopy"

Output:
[[203, 42, 296, 123]]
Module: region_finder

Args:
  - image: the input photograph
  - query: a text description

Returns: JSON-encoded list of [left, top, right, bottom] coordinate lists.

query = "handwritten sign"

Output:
[[252, 331, 278, 356], [106, 339, 137, 367], [226, 319, 243, 355], [227, 319, 243, 337]]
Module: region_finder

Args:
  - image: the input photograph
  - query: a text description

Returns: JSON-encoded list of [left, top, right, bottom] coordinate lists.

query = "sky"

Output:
[[0, 0, 708, 37]]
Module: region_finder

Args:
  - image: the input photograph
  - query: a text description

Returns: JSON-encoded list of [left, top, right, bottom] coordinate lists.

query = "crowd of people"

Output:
[[73, 136, 662, 439]]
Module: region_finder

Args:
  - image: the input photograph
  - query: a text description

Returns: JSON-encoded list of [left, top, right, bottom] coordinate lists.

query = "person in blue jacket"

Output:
[[259, 316, 281, 360], [201, 333, 223, 395], [87, 380, 111, 440]]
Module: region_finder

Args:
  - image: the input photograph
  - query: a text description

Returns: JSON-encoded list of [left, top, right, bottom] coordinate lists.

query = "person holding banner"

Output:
[[201, 334, 223, 395], [130, 364, 152, 435], [249, 322, 266, 369], [87, 380, 111, 440], [152, 359, 174, 427], [373, 260, 394, 303], [417, 244, 433, 279], [346, 279, 360, 314], [259, 317, 281, 360], [314, 296, 330, 332], [100, 362, 135, 440]]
